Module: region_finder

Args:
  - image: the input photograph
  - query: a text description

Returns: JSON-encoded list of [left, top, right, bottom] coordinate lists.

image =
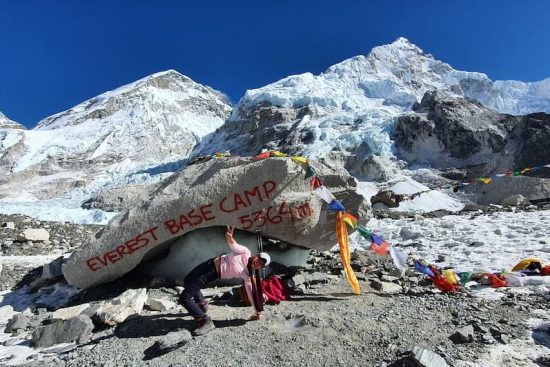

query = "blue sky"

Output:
[[1, 0, 549, 128]]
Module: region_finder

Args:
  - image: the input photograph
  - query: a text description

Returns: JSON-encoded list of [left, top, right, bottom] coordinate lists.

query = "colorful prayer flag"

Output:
[[355, 224, 372, 240], [442, 269, 459, 285], [336, 212, 361, 295], [314, 186, 335, 203], [414, 260, 435, 278], [341, 212, 357, 228], [389, 245, 408, 276], [291, 156, 308, 166], [457, 272, 472, 286], [304, 165, 317, 179], [254, 151, 270, 160], [369, 233, 389, 256], [327, 199, 346, 212], [271, 150, 287, 157], [310, 176, 321, 189]]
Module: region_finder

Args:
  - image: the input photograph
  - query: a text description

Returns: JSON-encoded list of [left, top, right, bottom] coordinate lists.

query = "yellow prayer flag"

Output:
[[291, 156, 308, 166], [336, 212, 361, 295]]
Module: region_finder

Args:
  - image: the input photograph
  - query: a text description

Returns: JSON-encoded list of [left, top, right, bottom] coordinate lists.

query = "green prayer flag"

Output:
[[304, 165, 316, 179], [356, 224, 372, 240]]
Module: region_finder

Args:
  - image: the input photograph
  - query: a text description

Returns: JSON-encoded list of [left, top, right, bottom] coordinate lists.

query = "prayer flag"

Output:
[[327, 199, 346, 212], [341, 212, 357, 228], [310, 176, 322, 189], [520, 167, 531, 174], [442, 269, 459, 285], [479, 177, 492, 184], [433, 269, 459, 293], [369, 233, 389, 256], [254, 151, 270, 160], [336, 212, 361, 295], [414, 260, 435, 278], [389, 245, 408, 276], [503, 272, 525, 287], [291, 156, 308, 166], [356, 224, 372, 240], [304, 165, 317, 179], [457, 272, 472, 286], [314, 185, 334, 203], [271, 151, 287, 157]]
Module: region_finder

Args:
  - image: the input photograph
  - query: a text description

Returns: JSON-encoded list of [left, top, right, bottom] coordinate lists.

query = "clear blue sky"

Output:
[[1, 0, 549, 128]]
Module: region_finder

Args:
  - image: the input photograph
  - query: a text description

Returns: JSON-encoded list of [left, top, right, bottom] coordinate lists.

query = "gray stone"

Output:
[[5, 314, 30, 335], [501, 194, 527, 207], [469, 241, 485, 248], [154, 329, 193, 354], [41, 256, 64, 279], [450, 325, 474, 344], [371, 280, 402, 294], [411, 346, 448, 367], [32, 314, 94, 348], [63, 158, 369, 289]]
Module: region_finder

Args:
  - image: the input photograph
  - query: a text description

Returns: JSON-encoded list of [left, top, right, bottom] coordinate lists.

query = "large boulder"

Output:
[[394, 91, 550, 178], [468, 176, 550, 205], [63, 157, 369, 289]]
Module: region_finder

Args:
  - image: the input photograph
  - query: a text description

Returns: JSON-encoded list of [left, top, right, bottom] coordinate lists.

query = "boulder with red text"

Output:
[[62, 157, 370, 289]]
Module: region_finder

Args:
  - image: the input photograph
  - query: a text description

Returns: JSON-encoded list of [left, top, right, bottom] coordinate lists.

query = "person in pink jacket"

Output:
[[179, 225, 271, 336]]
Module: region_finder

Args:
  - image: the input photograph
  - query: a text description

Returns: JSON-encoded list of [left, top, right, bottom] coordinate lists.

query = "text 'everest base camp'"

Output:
[[1, 37, 550, 366]]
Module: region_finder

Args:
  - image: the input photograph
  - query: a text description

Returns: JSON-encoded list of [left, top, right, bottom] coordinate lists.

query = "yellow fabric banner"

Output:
[[291, 156, 308, 166], [336, 212, 361, 295]]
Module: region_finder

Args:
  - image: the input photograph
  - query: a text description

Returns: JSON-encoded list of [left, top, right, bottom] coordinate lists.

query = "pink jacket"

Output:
[[220, 238, 257, 312]]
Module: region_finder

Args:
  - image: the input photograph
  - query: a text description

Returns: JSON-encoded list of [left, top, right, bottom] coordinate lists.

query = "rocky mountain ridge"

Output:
[[1, 38, 550, 223]]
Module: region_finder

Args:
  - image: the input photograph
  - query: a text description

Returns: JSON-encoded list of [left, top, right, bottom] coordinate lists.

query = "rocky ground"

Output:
[[1, 213, 550, 367]]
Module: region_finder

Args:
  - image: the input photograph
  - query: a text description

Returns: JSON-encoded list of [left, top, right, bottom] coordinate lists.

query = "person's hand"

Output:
[[226, 225, 234, 239], [249, 312, 263, 321]]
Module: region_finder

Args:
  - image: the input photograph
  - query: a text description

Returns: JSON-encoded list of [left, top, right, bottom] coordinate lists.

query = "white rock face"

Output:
[[63, 157, 369, 289], [96, 288, 147, 326]]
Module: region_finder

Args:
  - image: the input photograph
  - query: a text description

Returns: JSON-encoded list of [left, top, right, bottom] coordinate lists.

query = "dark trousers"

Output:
[[179, 258, 219, 319]]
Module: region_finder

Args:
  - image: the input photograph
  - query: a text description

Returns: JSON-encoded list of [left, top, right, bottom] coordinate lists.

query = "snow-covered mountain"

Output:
[[195, 38, 550, 179], [0, 112, 25, 130], [1, 38, 549, 223], [0, 70, 231, 221]]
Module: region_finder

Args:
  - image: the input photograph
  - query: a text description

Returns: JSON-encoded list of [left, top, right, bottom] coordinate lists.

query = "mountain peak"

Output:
[[0, 111, 26, 129]]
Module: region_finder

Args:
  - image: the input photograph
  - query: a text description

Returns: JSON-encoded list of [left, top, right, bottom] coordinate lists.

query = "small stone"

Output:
[[450, 325, 474, 344], [411, 346, 449, 367], [154, 330, 193, 354]]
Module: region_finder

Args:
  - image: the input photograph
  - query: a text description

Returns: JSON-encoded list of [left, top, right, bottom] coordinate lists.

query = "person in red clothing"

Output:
[[179, 225, 271, 336]]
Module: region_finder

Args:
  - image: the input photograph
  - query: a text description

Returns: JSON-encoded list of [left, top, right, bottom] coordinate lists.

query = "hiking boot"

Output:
[[193, 316, 215, 336], [198, 300, 208, 313]]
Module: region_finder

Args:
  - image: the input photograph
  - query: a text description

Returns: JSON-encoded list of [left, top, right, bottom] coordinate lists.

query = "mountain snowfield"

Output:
[[0, 70, 231, 222], [0, 37, 549, 224]]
